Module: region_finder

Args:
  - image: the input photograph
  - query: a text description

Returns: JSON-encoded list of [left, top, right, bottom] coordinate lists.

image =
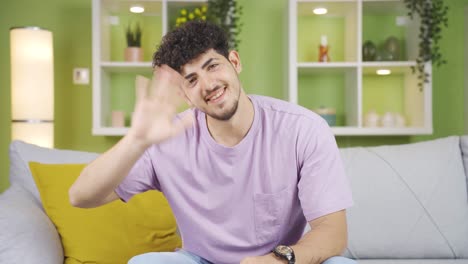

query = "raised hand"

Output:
[[128, 65, 194, 148]]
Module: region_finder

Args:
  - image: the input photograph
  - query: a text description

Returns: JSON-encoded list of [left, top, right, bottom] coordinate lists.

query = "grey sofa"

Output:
[[1, 136, 468, 263]]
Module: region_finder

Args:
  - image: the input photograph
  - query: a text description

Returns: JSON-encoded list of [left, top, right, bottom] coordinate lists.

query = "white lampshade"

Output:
[[12, 123, 54, 148], [10, 27, 54, 148]]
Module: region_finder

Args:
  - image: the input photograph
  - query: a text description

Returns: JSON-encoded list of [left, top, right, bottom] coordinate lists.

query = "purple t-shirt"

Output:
[[115, 95, 353, 264]]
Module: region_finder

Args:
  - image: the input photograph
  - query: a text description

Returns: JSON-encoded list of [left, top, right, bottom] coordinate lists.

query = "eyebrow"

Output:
[[184, 58, 217, 79]]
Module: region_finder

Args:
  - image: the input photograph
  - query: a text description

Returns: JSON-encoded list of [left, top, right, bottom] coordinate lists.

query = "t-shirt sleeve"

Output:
[[297, 117, 353, 222], [114, 147, 161, 202]]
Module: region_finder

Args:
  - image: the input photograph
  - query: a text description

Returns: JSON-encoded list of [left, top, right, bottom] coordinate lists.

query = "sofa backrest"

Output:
[[460, 136, 468, 197], [341, 136, 468, 259], [9, 140, 99, 207]]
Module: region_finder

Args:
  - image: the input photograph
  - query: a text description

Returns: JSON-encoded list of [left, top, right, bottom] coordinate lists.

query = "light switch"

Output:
[[109, 16, 119, 25], [396, 16, 408, 26], [73, 68, 90, 85]]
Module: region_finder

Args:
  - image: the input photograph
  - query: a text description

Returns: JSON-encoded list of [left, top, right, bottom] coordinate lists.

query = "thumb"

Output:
[[169, 111, 195, 137]]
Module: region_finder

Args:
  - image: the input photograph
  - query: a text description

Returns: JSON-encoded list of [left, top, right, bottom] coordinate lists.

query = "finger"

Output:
[[153, 65, 187, 106], [177, 89, 193, 107], [167, 83, 186, 107], [151, 65, 176, 99], [169, 110, 195, 136], [135, 75, 150, 103], [149, 66, 163, 98]]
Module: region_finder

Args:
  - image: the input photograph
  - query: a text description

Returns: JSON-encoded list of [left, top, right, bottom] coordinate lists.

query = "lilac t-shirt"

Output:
[[115, 95, 353, 264]]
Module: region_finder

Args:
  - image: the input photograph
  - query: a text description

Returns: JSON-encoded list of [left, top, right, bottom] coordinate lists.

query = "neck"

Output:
[[206, 91, 254, 147]]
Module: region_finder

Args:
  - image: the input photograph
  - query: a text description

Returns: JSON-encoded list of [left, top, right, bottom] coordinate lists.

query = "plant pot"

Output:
[[124, 47, 143, 62], [362, 41, 377, 61]]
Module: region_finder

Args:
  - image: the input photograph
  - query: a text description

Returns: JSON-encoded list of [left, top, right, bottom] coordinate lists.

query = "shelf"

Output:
[[298, 62, 358, 74], [92, 0, 432, 136], [362, 0, 419, 61], [98, 0, 164, 62], [289, 0, 432, 136], [298, 62, 358, 67], [103, 0, 163, 16], [361, 61, 416, 67], [101, 61, 153, 73], [296, 1, 358, 62], [93, 127, 129, 136], [362, 0, 407, 15], [362, 63, 416, 75], [299, 67, 358, 127]]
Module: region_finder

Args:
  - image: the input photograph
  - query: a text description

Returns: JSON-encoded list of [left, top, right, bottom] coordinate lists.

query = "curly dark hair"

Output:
[[152, 21, 230, 72]]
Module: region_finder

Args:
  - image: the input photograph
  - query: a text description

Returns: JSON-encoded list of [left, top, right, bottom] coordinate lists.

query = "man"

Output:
[[69, 21, 355, 264]]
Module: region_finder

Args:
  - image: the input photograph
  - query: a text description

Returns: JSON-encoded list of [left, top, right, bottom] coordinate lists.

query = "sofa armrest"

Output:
[[0, 185, 63, 264]]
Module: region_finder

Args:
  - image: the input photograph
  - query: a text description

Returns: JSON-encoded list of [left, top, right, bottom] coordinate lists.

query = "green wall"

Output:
[[1, 0, 468, 192]]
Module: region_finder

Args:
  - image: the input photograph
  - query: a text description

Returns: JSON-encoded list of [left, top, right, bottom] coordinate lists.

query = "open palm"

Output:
[[129, 65, 194, 148]]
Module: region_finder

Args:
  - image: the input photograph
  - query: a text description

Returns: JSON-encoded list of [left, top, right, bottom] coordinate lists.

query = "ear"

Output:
[[228, 50, 242, 74]]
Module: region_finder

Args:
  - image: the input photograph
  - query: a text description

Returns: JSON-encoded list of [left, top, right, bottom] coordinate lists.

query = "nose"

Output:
[[200, 73, 220, 94]]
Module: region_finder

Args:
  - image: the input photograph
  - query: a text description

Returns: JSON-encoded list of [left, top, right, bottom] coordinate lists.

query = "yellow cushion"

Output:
[[29, 162, 181, 264]]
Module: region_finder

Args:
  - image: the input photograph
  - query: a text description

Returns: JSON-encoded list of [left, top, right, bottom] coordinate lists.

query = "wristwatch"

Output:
[[272, 245, 295, 264]]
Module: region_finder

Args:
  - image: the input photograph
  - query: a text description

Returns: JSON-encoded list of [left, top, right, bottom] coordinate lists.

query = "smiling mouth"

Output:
[[206, 87, 226, 103]]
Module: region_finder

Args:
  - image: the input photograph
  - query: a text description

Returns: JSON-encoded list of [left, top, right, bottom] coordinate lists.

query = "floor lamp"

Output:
[[10, 27, 54, 148]]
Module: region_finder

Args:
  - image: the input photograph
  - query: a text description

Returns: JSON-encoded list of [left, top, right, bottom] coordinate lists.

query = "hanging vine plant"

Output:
[[403, 0, 449, 90], [206, 0, 243, 51]]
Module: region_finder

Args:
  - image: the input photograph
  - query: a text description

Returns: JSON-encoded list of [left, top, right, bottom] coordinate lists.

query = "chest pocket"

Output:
[[253, 184, 295, 245]]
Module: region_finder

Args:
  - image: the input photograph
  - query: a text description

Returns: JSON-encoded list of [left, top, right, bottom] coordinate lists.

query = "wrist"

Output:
[[266, 253, 286, 264], [272, 245, 295, 264], [124, 131, 151, 153]]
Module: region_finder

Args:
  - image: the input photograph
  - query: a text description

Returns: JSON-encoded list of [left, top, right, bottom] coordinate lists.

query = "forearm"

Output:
[[290, 223, 347, 264], [252, 210, 348, 264], [259, 229, 346, 264], [69, 134, 148, 208]]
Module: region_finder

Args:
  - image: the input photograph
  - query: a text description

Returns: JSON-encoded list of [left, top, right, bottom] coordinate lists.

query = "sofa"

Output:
[[1, 136, 468, 263]]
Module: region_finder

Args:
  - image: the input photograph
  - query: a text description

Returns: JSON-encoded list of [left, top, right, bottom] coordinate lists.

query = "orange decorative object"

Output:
[[318, 35, 330, 62]]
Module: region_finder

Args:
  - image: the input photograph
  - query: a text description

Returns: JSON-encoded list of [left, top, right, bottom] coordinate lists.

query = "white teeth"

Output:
[[210, 89, 224, 101]]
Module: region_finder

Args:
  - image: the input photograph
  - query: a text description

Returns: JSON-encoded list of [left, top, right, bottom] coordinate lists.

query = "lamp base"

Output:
[[12, 122, 54, 148]]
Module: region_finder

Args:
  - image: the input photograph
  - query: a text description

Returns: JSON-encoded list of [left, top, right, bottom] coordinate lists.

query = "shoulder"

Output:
[[250, 95, 328, 129], [148, 108, 200, 150]]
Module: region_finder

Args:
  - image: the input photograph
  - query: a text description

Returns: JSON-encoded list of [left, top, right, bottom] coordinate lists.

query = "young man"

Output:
[[69, 21, 355, 264]]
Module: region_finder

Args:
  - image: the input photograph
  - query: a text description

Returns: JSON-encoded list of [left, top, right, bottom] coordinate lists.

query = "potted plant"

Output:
[[125, 22, 143, 62], [174, 6, 208, 28], [174, 0, 242, 51], [403, 0, 449, 90], [206, 0, 243, 51]]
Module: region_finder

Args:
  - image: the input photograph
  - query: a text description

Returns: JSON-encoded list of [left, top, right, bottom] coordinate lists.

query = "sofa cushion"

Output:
[[341, 136, 468, 259], [29, 162, 182, 264], [0, 185, 64, 264], [9, 140, 98, 206], [357, 260, 468, 264], [460, 136, 468, 197]]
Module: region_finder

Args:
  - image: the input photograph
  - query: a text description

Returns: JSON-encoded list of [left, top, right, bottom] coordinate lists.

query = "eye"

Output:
[[186, 77, 197, 88], [208, 63, 219, 71]]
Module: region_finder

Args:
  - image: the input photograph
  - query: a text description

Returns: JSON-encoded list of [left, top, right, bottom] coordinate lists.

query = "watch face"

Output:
[[276, 245, 293, 255]]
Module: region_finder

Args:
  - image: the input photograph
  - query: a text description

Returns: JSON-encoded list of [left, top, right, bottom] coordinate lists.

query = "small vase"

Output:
[[364, 110, 380, 127], [124, 47, 143, 62], [381, 112, 396, 127], [384, 36, 400, 61], [111, 111, 125, 127], [362, 41, 377, 61], [315, 106, 336, 126]]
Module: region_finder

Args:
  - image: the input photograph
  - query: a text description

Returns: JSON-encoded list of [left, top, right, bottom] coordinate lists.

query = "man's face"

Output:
[[180, 49, 242, 121]]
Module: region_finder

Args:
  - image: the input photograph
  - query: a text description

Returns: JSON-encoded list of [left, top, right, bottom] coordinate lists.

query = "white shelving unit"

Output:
[[288, 0, 432, 136], [92, 0, 206, 135]]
